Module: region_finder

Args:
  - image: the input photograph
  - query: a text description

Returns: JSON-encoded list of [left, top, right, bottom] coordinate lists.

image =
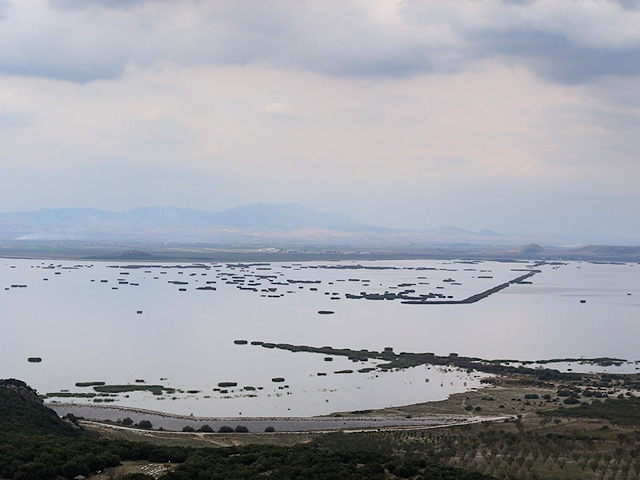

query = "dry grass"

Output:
[[92, 461, 174, 480]]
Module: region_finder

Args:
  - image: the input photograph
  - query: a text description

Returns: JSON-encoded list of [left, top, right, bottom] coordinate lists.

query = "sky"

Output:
[[1, 0, 639, 240]]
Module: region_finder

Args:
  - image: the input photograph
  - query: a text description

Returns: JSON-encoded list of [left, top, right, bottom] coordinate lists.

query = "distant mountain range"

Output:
[[0, 204, 373, 241], [0, 204, 638, 257], [0, 203, 505, 245]]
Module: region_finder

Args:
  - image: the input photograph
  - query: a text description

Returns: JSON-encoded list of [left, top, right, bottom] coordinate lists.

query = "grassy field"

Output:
[[330, 385, 558, 418], [90, 461, 175, 480]]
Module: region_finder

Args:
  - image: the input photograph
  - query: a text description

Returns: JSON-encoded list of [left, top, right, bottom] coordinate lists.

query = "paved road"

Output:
[[50, 403, 504, 433]]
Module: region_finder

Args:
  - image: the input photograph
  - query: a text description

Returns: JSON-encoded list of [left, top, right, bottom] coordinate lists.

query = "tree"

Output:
[[122, 474, 154, 480], [137, 420, 152, 429]]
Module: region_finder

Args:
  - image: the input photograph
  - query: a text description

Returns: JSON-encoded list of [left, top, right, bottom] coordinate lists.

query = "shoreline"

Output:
[[48, 402, 486, 433], [3, 248, 640, 263]]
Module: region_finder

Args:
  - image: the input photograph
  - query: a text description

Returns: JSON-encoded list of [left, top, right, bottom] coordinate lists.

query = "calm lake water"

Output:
[[1, 258, 638, 417]]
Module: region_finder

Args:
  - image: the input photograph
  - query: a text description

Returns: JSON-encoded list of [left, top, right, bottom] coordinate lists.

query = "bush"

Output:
[[218, 425, 234, 433], [393, 462, 420, 478], [122, 417, 134, 426], [64, 413, 80, 425], [235, 425, 249, 433], [137, 420, 152, 429], [122, 474, 154, 480], [264, 426, 275, 432], [198, 424, 214, 432], [182, 426, 195, 432]]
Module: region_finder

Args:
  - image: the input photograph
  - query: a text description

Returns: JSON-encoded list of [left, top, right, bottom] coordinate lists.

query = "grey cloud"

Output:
[[1, 1, 640, 84], [400, 0, 640, 84], [610, 0, 640, 10], [501, 0, 640, 10], [500, 0, 536, 5], [0, 61, 125, 84], [0, 0, 9, 18], [471, 29, 640, 84], [2, 1, 436, 82], [48, 0, 172, 10]]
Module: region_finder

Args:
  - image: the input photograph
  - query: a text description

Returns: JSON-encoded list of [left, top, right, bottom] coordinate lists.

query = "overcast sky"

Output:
[[1, 0, 639, 240]]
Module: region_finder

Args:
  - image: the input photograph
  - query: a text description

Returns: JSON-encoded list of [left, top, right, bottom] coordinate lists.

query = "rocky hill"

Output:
[[0, 379, 78, 436]]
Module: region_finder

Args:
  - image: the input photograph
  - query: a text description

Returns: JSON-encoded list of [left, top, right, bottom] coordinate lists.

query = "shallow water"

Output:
[[1, 258, 638, 416]]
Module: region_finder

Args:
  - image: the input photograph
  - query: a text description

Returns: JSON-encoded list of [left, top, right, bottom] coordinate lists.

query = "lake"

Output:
[[1, 258, 638, 417]]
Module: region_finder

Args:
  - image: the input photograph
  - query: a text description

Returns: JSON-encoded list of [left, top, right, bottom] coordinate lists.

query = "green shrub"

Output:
[[137, 420, 152, 429]]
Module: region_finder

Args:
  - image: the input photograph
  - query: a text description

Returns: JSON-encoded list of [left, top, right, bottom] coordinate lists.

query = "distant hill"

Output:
[[207, 203, 368, 230], [0, 203, 373, 242], [1, 204, 637, 254], [423, 226, 506, 242], [570, 245, 640, 256], [508, 244, 545, 255]]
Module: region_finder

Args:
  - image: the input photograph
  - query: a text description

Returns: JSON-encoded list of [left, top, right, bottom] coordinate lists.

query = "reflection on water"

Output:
[[1, 258, 638, 416]]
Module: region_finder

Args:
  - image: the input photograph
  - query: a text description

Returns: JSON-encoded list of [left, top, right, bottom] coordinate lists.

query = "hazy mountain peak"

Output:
[[426, 226, 469, 236], [0, 203, 370, 241], [477, 229, 500, 237], [212, 202, 366, 230], [508, 244, 544, 255]]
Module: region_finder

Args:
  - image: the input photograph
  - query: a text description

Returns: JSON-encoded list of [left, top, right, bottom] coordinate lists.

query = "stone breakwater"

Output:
[[401, 270, 540, 304]]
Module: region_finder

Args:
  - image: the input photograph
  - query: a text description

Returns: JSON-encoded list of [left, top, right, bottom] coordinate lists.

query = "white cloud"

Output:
[[0, 87, 35, 127], [2, 61, 638, 196], [256, 101, 289, 116]]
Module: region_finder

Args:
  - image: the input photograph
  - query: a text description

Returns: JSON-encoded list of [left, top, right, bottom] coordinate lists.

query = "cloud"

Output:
[[0, 87, 35, 127], [0, 1, 639, 238], [400, 0, 640, 82], [0, 110, 33, 128], [49, 0, 166, 10], [256, 101, 289, 116], [2, 62, 638, 200], [612, 0, 640, 10], [470, 30, 640, 84], [1, 0, 639, 84]]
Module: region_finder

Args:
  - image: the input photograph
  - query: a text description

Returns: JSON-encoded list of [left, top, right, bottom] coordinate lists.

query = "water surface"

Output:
[[1, 258, 637, 416]]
